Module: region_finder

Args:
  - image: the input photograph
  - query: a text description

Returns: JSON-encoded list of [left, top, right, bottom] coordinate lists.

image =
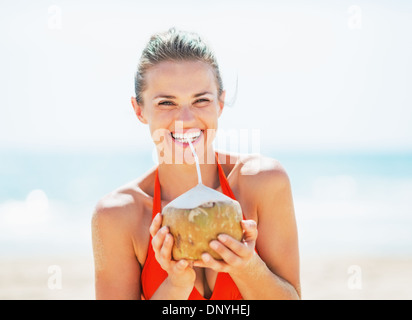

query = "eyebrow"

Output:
[[153, 91, 213, 100]]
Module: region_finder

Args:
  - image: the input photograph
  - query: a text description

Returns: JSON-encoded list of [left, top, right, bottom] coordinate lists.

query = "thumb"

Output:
[[175, 260, 189, 273], [241, 219, 258, 243]]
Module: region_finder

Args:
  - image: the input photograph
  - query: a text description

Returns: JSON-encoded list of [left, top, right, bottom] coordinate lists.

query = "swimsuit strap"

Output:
[[152, 168, 161, 220], [215, 152, 236, 200]]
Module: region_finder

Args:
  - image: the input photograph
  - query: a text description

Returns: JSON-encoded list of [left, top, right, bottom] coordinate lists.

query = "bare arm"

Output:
[[92, 199, 141, 300], [92, 195, 196, 300], [238, 161, 300, 299]]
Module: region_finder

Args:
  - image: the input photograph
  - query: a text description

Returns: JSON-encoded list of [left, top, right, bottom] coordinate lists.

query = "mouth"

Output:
[[170, 129, 203, 145]]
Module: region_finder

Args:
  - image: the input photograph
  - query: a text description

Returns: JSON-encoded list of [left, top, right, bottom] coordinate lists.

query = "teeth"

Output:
[[172, 130, 202, 142]]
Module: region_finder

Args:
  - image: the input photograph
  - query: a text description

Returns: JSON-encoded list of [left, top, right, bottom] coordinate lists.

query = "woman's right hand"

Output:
[[150, 213, 196, 292]]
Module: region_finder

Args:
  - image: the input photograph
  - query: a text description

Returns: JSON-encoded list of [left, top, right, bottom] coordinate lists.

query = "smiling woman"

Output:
[[91, 28, 300, 300]]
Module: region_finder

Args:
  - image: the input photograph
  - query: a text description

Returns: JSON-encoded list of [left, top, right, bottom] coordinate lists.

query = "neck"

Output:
[[157, 153, 220, 202]]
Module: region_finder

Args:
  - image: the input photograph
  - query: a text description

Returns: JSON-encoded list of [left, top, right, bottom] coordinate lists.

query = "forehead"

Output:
[[144, 60, 218, 98]]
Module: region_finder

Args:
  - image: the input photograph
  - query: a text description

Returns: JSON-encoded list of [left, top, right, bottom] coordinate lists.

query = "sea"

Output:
[[1, 147, 411, 258]]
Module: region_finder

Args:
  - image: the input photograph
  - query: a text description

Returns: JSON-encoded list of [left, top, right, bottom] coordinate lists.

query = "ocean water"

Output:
[[1, 148, 411, 257]]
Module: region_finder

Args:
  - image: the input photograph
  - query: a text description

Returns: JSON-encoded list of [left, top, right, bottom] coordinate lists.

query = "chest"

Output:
[[194, 266, 217, 299]]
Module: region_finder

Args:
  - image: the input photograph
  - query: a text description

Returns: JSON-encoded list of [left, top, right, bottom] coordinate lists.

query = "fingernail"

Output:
[[210, 241, 219, 249], [217, 234, 227, 243], [202, 253, 210, 262]]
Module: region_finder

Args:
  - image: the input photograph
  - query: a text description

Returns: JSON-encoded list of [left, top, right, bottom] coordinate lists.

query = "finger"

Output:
[[193, 260, 205, 268], [199, 252, 227, 272], [151, 225, 168, 253], [174, 259, 189, 273], [217, 234, 250, 258], [159, 233, 173, 262], [149, 213, 162, 237], [241, 219, 258, 243], [210, 240, 241, 267]]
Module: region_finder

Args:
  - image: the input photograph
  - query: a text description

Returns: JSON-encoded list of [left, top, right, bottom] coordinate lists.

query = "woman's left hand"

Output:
[[193, 219, 258, 276]]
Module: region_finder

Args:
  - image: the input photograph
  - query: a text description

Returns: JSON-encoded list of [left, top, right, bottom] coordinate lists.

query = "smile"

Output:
[[171, 130, 203, 144]]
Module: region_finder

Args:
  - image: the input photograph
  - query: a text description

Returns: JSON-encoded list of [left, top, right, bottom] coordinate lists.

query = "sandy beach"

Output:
[[300, 255, 412, 300], [1, 254, 411, 300]]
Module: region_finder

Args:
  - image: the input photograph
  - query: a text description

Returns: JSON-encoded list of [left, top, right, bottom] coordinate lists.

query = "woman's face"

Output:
[[134, 60, 225, 164]]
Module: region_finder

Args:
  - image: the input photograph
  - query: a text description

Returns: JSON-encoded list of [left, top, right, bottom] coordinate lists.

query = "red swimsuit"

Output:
[[141, 153, 243, 300]]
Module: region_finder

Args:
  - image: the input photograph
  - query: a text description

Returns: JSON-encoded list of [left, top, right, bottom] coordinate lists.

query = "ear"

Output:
[[217, 90, 226, 118], [131, 97, 148, 124]]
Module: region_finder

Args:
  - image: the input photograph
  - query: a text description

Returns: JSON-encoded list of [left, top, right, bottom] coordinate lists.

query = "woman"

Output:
[[92, 28, 300, 300]]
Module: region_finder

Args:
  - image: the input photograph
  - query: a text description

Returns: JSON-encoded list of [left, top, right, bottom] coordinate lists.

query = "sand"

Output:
[[1, 254, 411, 300], [300, 255, 412, 300], [0, 255, 95, 300]]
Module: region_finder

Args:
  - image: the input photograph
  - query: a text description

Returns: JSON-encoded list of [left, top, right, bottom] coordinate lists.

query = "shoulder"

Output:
[[93, 190, 135, 225], [237, 153, 291, 192], [92, 176, 153, 235], [234, 153, 293, 221], [91, 168, 158, 270]]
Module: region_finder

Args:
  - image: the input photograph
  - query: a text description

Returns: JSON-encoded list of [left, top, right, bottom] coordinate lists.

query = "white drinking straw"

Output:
[[188, 139, 202, 185]]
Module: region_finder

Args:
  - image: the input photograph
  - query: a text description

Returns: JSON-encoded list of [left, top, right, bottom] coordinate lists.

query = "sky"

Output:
[[0, 0, 411, 153]]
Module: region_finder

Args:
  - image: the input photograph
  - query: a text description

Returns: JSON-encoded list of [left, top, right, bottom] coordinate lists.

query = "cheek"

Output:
[[147, 113, 176, 150], [150, 126, 171, 144], [201, 105, 220, 126], [147, 110, 171, 132]]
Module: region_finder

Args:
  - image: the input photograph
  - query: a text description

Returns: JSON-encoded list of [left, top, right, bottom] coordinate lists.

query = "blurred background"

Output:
[[0, 0, 411, 299]]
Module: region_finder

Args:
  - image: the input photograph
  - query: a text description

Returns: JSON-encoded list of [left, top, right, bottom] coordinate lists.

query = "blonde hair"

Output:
[[134, 28, 224, 104]]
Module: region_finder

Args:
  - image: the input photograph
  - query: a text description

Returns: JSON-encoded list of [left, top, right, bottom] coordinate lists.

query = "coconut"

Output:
[[161, 141, 243, 261]]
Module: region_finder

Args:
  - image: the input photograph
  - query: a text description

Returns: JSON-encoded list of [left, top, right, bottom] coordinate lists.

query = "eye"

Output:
[[194, 98, 210, 106], [157, 101, 178, 109], [158, 100, 175, 106]]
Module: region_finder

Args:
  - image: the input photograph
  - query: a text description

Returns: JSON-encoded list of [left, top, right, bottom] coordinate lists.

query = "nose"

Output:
[[176, 105, 196, 124]]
